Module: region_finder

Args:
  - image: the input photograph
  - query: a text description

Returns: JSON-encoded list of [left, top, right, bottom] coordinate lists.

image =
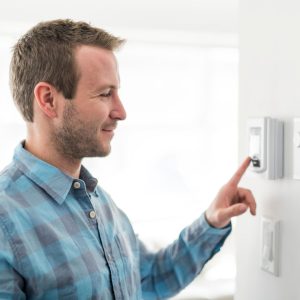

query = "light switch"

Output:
[[293, 118, 300, 179], [260, 217, 280, 276]]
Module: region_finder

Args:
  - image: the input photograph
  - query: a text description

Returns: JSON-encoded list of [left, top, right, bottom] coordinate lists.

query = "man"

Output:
[[0, 19, 256, 299]]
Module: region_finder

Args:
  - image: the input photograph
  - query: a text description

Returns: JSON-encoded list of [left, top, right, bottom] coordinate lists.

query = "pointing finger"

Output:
[[228, 157, 251, 186]]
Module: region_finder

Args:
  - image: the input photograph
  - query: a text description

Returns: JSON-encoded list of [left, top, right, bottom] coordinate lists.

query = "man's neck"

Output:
[[24, 138, 82, 179]]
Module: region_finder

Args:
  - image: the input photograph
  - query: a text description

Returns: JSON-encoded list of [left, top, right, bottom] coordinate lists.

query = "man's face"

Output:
[[52, 45, 126, 159]]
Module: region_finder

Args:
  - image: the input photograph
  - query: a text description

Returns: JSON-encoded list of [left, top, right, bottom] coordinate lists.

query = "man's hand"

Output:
[[205, 157, 256, 228]]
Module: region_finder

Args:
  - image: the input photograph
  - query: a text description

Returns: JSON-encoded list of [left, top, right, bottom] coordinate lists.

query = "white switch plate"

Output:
[[260, 217, 280, 276], [293, 118, 300, 179]]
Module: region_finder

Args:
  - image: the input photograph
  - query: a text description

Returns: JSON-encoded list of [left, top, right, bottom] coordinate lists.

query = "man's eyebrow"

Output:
[[103, 83, 120, 89], [94, 84, 119, 91]]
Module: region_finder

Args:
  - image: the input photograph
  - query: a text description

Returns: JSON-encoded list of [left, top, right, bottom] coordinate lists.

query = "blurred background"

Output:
[[0, 1, 238, 299]]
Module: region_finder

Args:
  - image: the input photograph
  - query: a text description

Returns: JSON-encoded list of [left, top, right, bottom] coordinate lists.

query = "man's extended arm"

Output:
[[139, 213, 231, 299], [139, 157, 256, 299]]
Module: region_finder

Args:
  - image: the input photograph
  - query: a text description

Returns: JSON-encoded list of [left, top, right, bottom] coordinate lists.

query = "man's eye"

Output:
[[100, 91, 112, 97]]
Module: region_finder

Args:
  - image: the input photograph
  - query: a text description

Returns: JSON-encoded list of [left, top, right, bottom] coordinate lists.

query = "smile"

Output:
[[102, 129, 115, 137]]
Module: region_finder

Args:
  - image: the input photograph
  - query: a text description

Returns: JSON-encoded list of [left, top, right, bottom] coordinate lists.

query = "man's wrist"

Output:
[[204, 211, 231, 229]]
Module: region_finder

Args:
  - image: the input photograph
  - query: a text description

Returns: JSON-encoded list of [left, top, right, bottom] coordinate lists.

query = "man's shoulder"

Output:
[[0, 161, 28, 207], [0, 162, 24, 195], [0, 161, 46, 232]]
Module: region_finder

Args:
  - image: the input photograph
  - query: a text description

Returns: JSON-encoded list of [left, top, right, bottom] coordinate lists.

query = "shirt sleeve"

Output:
[[0, 221, 26, 299], [139, 213, 232, 299]]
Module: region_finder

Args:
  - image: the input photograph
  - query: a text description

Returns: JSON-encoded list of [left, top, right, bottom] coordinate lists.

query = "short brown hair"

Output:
[[10, 19, 125, 122]]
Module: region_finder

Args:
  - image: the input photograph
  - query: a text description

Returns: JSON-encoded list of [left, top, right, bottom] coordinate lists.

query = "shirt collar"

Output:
[[13, 142, 74, 205], [79, 165, 98, 193]]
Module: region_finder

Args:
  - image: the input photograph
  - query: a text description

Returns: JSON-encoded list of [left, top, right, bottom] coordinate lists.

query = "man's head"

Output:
[[10, 19, 127, 159], [10, 19, 125, 122]]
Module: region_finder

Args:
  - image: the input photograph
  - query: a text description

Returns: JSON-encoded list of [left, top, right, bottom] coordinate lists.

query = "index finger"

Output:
[[228, 157, 251, 186]]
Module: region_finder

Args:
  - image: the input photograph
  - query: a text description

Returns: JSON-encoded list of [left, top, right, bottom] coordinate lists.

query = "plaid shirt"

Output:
[[0, 143, 231, 299]]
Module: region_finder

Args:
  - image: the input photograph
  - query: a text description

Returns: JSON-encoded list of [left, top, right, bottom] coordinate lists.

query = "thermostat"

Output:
[[247, 117, 283, 180]]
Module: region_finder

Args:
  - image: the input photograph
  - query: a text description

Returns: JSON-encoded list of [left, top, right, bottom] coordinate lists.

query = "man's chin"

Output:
[[91, 145, 112, 158], [99, 149, 111, 157], [68, 143, 112, 159]]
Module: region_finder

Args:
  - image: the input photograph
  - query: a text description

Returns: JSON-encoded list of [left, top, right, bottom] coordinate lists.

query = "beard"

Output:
[[52, 102, 111, 160]]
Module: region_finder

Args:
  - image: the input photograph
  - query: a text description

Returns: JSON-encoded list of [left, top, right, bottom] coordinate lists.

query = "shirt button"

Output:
[[89, 210, 96, 219], [73, 182, 81, 189]]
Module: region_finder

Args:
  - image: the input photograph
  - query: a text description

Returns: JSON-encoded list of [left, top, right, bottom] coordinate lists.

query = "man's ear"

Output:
[[33, 82, 59, 119]]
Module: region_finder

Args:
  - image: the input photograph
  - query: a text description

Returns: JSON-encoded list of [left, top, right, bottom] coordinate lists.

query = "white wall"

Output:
[[236, 1, 300, 299]]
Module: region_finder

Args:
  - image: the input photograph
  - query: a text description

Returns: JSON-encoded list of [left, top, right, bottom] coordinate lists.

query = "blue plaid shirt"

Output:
[[0, 143, 231, 299]]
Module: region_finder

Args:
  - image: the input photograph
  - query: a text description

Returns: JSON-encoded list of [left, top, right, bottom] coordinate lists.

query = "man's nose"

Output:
[[110, 95, 126, 121]]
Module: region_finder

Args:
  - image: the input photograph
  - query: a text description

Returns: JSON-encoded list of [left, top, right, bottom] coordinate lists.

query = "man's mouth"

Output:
[[102, 124, 117, 132], [102, 128, 115, 132], [102, 125, 117, 137]]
